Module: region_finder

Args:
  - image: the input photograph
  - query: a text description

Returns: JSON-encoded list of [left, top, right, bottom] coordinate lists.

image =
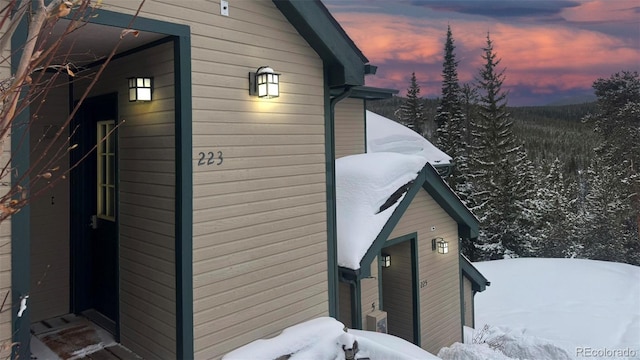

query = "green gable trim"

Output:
[[460, 254, 490, 292], [11, 13, 31, 360], [421, 165, 479, 238], [349, 163, 478, 279], [64, 8, 193, 357], [357, 168, 426, 278], [273, 0, 366, 87]]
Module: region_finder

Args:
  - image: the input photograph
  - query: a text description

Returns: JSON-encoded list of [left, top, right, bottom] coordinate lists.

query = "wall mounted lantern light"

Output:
[[432, 237, 449, 254], [128, 77, 153, 102], [249, 66, 280, 98], [381, 254, 391, 268]]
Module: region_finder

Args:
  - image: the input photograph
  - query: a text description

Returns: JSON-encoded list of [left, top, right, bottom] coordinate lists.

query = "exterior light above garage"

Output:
[[380, 254, 391, 268], [128, 77, 153, 102], [249, 66, 280, 98], [432, 237, 449, 254]]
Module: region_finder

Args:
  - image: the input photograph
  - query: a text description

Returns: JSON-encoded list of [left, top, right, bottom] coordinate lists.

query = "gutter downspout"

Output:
[[328, 85, 353, 319], [330, 86, 354, 112]]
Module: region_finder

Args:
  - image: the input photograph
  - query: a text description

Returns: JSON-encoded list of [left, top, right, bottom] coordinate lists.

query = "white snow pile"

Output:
[[223, 317, 438, 360], [440, 258, 640, 360], [439, 325, 572, 360], [336, 152, 426, 270], [366, 110, 451, 165]]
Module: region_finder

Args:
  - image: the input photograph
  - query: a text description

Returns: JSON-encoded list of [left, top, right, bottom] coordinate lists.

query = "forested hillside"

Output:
[[367, 98, 597, 177]]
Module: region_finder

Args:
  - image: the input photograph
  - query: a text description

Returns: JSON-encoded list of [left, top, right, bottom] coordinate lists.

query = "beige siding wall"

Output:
[[101, 1, 328, 358], [74, 42, 177, 359], [388, 190, 462, 354], [381, 241, 414, 342], [335, 98, 365, 158], [29, 76, 70, 323], [360, 257, 379, 324], [338, 282, 352, 328], [463, 277, 474, 328], [189, 1, 328, 356]]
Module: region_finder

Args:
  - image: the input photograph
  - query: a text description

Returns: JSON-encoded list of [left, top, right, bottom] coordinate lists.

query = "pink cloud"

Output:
[[331, 6, 639, 102]]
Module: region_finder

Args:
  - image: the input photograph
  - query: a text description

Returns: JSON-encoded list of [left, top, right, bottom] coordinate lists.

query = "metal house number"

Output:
[[197, 150, 224, 167]]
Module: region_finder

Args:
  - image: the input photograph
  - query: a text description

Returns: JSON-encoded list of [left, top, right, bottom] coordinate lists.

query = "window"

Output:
[[97, 120, 116, 220]]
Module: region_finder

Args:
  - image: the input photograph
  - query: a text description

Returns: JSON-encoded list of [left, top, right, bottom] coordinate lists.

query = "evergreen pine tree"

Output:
[[398, 72, 426, 137], [580, 71, 640, 265], [536, 158, 576, 257], [469, 34, 537, 260], [434, 26, 468, 193]]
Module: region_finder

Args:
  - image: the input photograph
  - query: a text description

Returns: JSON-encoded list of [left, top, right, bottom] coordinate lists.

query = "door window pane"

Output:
[[97, 120, 116, 221]]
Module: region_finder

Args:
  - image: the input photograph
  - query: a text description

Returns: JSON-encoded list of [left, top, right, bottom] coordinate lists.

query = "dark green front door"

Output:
[[71, 93, 119, 332]]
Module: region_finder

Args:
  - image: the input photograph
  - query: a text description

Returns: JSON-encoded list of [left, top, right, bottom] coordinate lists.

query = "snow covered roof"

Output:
[[335, 111, 476, 272], [366, 110, 452, 165], [336, 152, 427, 270]]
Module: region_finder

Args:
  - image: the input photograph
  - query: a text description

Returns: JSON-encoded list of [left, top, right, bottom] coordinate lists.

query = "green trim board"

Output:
[[84, 10, 193, 358], [10, 7, 193, 358], [10, 12, 31, 359], [378, 234, 421, 346], [174, 31, 194, 360], [459, 256, 465, 340], [356, 168, 426, 278], [273, 0, 367, 87]]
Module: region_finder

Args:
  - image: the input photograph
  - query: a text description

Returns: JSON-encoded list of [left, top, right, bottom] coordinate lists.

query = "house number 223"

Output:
[[197, 151, 224, 166]]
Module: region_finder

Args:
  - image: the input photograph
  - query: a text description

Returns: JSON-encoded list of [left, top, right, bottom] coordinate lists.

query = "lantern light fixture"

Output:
[[381, 254, 391, 268], [432, 237, 449, 254], [249, 66, 280, 98], [128, 77, 153, 102]]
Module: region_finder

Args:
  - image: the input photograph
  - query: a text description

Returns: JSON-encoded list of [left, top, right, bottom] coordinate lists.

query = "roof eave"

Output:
[[346, 85, 399, 100], [460, 254, 490, 292], [421, 164, 479, 238], [273, 0, 367, 87]]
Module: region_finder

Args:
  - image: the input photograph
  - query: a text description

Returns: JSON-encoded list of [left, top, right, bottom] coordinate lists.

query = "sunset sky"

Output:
[[324, 0, 640, 106]]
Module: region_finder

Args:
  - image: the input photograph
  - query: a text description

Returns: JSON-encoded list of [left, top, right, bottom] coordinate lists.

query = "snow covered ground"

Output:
[[441, 258, 640, 360], [222, 317, 438, 360], [225, 258, 638, 359]]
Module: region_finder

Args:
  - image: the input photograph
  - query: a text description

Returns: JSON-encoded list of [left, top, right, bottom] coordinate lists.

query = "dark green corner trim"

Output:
[[459, 254, 465, 340], [78, 9, 194, 357], [460, 254, 490, 292], [421, 164, 479, 238], [378, 234, 421, 346], [273, 0, 366, 87], [363, 100, 367, 154], [10, 13, 31, 360], [174, 32, 194, 360], [411, 237, 421, 346], [358, 170, 426, 278]]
